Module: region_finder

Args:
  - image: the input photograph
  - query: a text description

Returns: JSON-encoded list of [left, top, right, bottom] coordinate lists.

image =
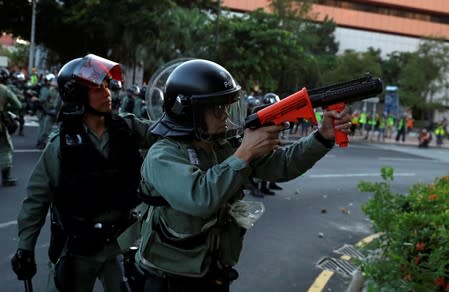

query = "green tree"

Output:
[[398, 38, 449, 120], [0, 0, 32, 39], [320, 48, 382, 84], [215, 9, 310, 95]]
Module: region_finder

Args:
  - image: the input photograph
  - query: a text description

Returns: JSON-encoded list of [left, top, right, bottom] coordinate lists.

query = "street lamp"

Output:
[[28, 0, 36, 74]]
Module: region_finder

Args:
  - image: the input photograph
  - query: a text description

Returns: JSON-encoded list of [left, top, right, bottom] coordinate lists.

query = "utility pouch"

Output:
[[139, 210, 212, 277], [54, 255, 76, 292], [48, 222, 67, 264], [5, 112, 18, 134]]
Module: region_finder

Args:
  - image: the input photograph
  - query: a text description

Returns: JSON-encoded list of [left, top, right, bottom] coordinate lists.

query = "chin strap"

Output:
[[84, 105, 110, 117]]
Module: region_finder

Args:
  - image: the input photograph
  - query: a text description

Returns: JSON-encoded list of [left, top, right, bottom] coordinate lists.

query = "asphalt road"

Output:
[[1, 124, 448, 292]]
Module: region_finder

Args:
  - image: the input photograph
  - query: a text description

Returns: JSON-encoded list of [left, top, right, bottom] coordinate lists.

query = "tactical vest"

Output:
[[53, 115, 143, 255], [137, 138, 245, 277]]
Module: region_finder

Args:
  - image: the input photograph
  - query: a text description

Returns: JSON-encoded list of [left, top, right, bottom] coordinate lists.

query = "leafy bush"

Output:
[[358, 167, 449, 291]]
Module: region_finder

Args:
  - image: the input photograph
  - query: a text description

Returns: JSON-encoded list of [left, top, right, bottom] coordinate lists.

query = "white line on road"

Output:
[[14, 149, 42, 153], [309, 172, 416, 178], [378, 157, 436, 162], [0, 220, 17, 229]]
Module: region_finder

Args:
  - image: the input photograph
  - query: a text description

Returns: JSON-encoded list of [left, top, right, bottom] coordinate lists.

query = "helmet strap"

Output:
[[84, 104, 111, 117]]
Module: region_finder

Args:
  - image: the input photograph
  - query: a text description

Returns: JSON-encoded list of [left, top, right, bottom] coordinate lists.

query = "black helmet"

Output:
[[151, 59, 242, 138], [139, 85, 147, 99], [0, 68, 10, 83], [263, 92, 280, 105], [57, 54, 124, 115], [127, 84, 140, 96], [57, 57, 87, 103]]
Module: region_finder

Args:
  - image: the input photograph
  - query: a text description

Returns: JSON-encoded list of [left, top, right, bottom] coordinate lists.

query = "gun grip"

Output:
[[327, 103, 348, 148]]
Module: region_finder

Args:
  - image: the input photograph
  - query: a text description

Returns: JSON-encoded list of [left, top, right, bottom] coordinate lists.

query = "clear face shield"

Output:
[[191, 90, 245, 138], [145, 59, 189, 121]]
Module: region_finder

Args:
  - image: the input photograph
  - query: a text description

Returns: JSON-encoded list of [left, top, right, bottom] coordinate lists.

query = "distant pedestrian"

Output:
[[434, 123, 445, 147], [418, 129, 432, 148], [395, 114, 407, 143]]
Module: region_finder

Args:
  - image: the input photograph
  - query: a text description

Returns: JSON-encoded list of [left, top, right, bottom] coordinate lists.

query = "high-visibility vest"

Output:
[[387, 116, 395, 126], [359, 112, 367, 124], [435, 126, 445, 135]]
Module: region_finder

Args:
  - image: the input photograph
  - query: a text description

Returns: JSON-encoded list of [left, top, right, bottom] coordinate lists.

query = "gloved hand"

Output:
[[11, 249, 36, 280]]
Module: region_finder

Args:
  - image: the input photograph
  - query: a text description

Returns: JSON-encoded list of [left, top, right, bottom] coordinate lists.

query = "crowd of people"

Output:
[[345, 110, 447, 148], [0, 54, 447, 292]]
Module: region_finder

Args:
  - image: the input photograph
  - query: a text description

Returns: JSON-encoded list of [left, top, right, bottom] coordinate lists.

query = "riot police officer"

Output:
[[11, 54, 157, 292], [0, 68, 22, 187], [35, 74, 62, 149], [136, 59, 352, 291], [120, 84, 145, 118], [8, 71, 27, 136]]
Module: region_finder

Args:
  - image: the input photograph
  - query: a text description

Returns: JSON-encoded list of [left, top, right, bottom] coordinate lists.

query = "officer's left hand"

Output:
[[11, 249, 36, 280], [318, 106, 352, 140]]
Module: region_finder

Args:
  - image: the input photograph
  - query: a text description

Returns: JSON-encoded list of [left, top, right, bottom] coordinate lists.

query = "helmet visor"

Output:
[[73, 54, 123, 87]]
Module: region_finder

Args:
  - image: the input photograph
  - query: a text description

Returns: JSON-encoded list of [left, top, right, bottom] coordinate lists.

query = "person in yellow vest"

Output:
[[377, 113, 386, 143], [358, 111, 367, 137], [29, 67, 39, 86], [350, 110, 360, 136], [434, 123, 446, 147], [385, 113, 395, 139], [365, 113, 377, 141], [395, 113, 407, 143]]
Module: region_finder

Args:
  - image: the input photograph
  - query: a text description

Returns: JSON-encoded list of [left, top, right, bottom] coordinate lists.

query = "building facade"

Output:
[[223, 0, 449, 57], [223, 0, 449, 121]]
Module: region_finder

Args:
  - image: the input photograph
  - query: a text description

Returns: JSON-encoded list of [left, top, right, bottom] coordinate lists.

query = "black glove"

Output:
[[11, 249, 36, 280]]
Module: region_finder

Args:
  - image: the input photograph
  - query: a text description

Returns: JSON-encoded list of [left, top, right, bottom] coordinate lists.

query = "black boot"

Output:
[[2, 167, 17, 187], [269, 182, 283, 190], [259, 181, 274, 195]]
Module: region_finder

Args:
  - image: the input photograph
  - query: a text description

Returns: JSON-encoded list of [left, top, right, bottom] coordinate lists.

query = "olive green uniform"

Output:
[[7, 83, 26, 135], [120, 95, 145, 118], [17, 114, 156, 292], [0, 84, 22, 169], [36, 86, 61, 147], [137, 133, 331, 288]]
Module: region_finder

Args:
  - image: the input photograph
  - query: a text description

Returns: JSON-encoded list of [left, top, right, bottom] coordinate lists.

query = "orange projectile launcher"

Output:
[[244, 74, 383, 147]]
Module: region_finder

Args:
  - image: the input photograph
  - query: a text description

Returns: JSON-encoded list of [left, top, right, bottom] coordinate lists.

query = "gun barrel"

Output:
[[309, 75, 383, 108]]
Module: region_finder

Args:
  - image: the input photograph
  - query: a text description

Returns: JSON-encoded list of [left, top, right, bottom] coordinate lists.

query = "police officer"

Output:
[[11, 54, 157, 292], [0, 68, 22, 187], [120, 84, 145, 118], [36, 74, 62, 149], [136, 59, 352, 291], [8, 71, 27, 136]]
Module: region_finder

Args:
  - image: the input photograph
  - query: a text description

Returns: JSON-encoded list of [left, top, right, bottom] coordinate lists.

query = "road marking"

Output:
[[14, 149, 43, 153], [0, 220, 17, 229], [308, 172, 415, 178], [308, 233, 382, 292], [378, 157, 436, 162]]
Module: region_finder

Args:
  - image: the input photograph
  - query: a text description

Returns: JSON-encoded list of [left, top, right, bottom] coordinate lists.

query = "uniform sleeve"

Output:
[[5, 86, 22, 110], [141, 139, 251, 217], [120, 113, 158, 149], [39, 87, 49, 104], [16, 138, 60, 251], [250, 132, 331, 181]]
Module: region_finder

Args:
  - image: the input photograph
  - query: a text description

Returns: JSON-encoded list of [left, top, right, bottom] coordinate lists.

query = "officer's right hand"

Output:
[[235, 125, 284, 163], [11, 249, 36, 280]]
